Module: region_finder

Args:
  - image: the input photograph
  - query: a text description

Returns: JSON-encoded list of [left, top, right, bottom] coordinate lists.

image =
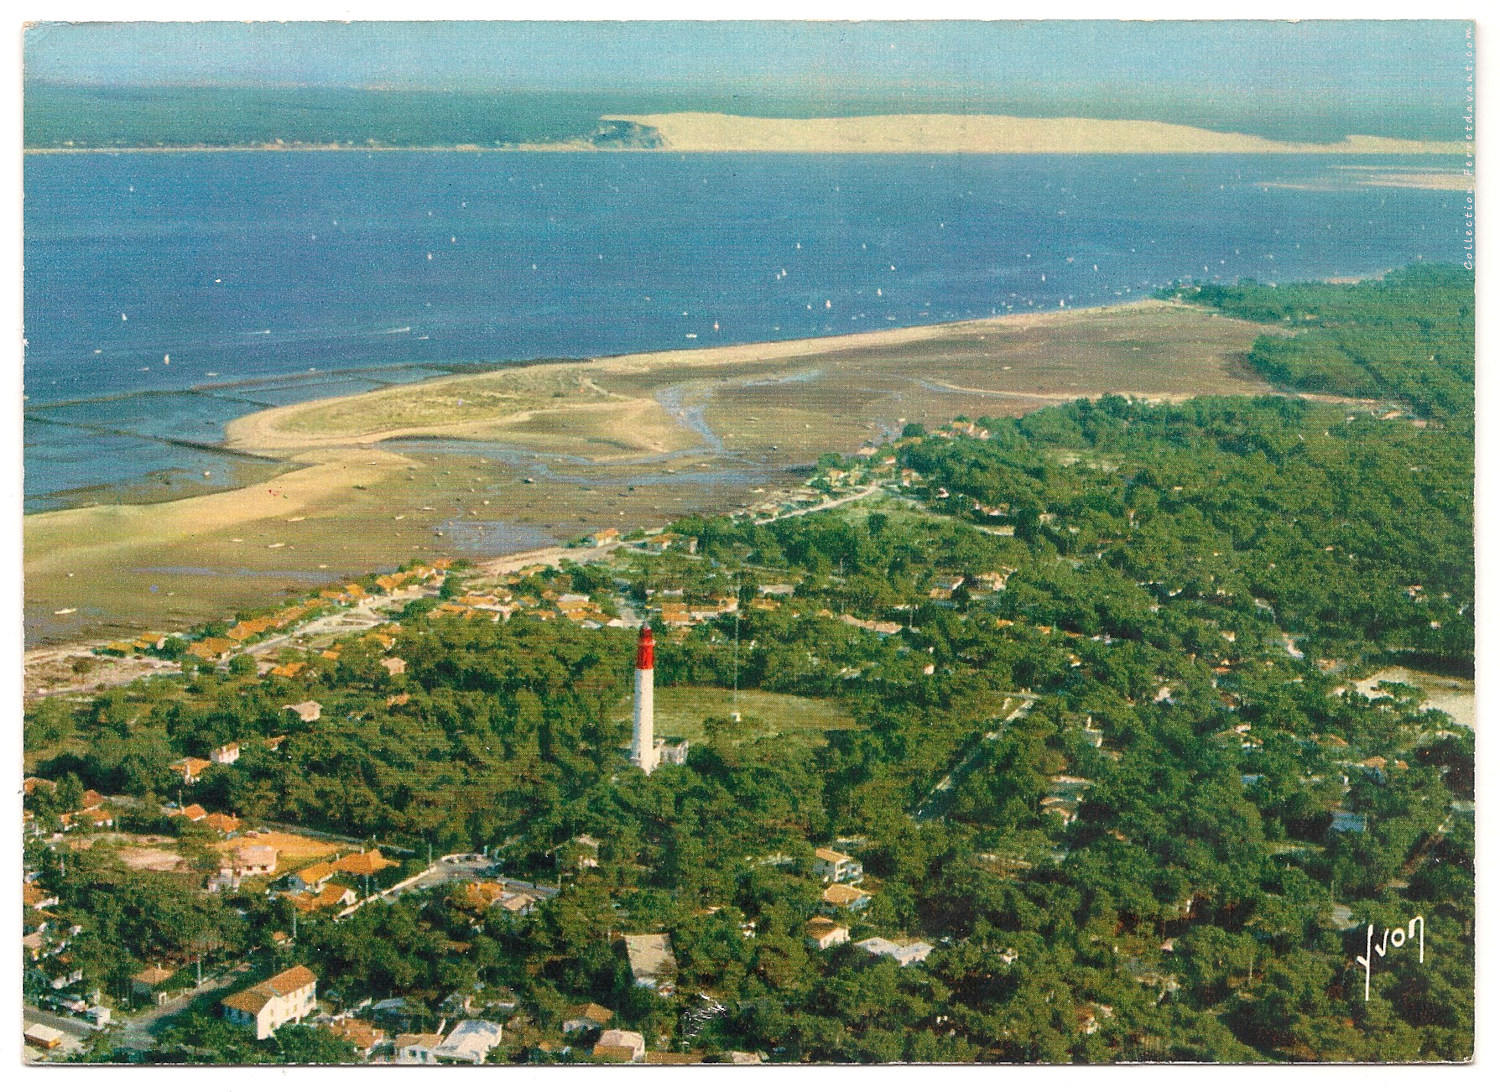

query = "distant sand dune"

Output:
[[604, 113, 1468, 156]]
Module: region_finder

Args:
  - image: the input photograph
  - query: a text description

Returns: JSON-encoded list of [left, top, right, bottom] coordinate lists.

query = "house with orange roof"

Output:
[[333, 848, 395, 877], [221, 965, 317, 1039], [227, 619, 273, 641], [264, 735, 287, 751], [170, 803, 208, 822], [289, 862, 336, 893], [456, 881, 507, 912], [395, 1032, 444, 1065], [283, 882, 357, 915], [212, 843, 277, 891], [454, 881, 534, 917], [822, 883, 871, 911], [268, 662, 306, 678], [592, 1028, 645, 1062], [61, 806, 115, 831], [330, 1017, 387, 1058], [187, 637, 238, 661], [23, 882, 58, 910], [659, 604, 693, 627], [132, 964, 178, 1005], [23, 776, 56, 795], [202, 812, 243, 837]]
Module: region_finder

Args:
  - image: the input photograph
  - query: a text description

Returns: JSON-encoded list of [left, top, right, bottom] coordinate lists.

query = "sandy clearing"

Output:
[[117, 845, 186, 872], [228, 395, 698, 459], [237, 830, 344, 861], [1353, 667, 1475, 730]]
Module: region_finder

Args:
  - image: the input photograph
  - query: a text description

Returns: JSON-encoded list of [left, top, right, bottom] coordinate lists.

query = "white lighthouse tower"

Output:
[[631, 625, 657, 774]]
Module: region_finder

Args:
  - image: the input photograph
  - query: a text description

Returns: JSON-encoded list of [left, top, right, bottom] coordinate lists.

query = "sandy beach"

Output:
[[26, 298, 1285, 647]]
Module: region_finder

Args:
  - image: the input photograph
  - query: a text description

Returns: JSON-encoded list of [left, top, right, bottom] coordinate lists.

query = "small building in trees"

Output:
[[813, 847, 864, 884], [593, 1028, 646, 1062], [805, 917, 850, 950]]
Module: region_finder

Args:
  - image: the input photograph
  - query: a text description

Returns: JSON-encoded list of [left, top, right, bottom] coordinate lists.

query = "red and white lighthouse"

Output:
[[631, 625, 657, 774]]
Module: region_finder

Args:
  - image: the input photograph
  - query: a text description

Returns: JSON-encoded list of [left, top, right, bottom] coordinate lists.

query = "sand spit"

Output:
[[28, 299, 1284, 645], [226, 300, 1212, 456], [602, 113, 1469, 156], [25, 115, 1470, 158]]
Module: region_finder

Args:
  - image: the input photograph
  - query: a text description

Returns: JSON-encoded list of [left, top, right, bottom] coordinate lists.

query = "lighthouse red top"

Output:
[[636, 624, 654, 670]]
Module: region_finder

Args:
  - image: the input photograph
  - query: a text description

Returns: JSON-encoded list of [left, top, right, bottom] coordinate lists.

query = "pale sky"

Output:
[[23, 20, 1468, 106]]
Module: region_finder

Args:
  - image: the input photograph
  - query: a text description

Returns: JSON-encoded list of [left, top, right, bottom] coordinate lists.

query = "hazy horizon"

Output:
[[23, 20, 1472, 142]]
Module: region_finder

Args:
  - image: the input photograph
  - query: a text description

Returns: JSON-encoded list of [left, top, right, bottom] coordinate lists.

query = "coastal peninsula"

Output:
[[25, 299, 1279, 646]]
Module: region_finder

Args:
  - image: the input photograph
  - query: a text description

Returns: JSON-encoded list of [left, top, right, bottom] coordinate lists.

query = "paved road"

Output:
[[754, 484, 882, 525], [376, 855, 498, 903], [255, 817, 415, 858], [23, 1004, 95, 1040], [914, 694, 1035, 822], [241, 587, 426, 659], [105, 968, 241, 1052]]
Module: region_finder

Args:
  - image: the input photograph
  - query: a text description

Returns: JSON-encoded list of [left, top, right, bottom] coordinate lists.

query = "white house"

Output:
[[211, 843, 278, 892], [221, 965, 316, 1039], [804, 916, 850, 950], [396, 1032, 444, 1064], [283, 701, 322, 723], [813, 847, 863, 884], [210, 742, 241, 765], [855, 937, 933, 967], [435, 1019, 504, 1064]]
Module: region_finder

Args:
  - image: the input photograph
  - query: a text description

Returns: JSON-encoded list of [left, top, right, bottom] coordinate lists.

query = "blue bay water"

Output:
[[23, 151, 1469, 510]]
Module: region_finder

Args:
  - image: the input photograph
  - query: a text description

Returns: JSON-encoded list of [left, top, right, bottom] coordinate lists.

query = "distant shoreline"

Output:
[[25, 143, 1472, 157], [24, 111, 1470, 157]]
